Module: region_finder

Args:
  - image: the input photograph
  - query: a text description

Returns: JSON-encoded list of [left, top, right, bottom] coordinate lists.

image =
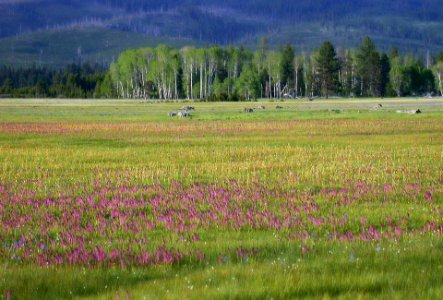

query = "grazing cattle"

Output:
[[256, 106, 265, 110], [378, 104, 383, 107], [168, 111, 177, 117], [178, 111, 191, 118], [181, 106, 195, 111], [244, 108, 254, 113]]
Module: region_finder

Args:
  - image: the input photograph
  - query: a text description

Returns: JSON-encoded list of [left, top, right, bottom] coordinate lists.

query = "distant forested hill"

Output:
[[0, 0, 442, 66]]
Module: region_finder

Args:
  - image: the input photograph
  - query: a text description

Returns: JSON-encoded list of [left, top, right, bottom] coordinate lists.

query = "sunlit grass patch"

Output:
[[0, 99, 442, 299]]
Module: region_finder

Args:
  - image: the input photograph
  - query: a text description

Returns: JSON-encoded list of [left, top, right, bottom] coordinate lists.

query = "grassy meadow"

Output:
[[0, 98, 442, 299]]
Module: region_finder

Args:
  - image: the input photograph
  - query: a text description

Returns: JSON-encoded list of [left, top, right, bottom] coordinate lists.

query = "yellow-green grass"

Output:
[[0, 97, 442, 122], [0, 98, 442, 299]]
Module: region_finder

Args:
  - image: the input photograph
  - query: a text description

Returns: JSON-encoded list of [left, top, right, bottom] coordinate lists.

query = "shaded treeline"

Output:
[[2, 37, 443, 99], [0, 63, 107, 98]]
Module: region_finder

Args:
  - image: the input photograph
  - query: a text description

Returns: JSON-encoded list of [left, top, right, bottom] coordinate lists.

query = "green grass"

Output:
[[2, 238, 443, 300], [0, 97, 442, 122], [0, 98, 442, 299]]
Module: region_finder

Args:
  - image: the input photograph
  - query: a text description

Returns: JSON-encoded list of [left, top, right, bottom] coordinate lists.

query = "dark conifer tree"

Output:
[[355, 37, 381, 97], [315, 41, 340, 98], [380, 53, 391, 97], [280, 44, 295, 93]]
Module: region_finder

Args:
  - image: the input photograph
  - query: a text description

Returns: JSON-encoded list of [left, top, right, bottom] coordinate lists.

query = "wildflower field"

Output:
[[0, 98, 443, 299]]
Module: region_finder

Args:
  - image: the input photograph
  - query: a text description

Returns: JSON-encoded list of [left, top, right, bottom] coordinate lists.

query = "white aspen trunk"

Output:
[[142, 71, 145, 99], [208, 63, 215, 95], [204, 65, 208, 98], [396, 78, 402, 97], [270, 81, 272, 98], [168, 83, 171, 100], [130, 78, 134, 98], [174, 72, 178, 99], [200, 62, 203, 99], [438, 73, 443, 96], [186, 72, 190, 100], [157, 76, 162, 99], [295, 68, 298, 98], [163, 72, 167, 99], [190, 65, 193, 100]]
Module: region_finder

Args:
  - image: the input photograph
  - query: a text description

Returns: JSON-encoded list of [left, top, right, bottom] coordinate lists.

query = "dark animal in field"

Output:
[[276, 106, 283, 109], [181, 106, 195, 111], [168, 111, 177, 117], [378, 104, 383, 107], [396, 109, 422, 114], [244, 108, 254, 113], [178, 111, 191, 117]]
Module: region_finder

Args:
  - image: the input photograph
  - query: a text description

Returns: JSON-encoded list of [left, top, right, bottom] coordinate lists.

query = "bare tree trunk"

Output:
[[174, 72, 178, 99], [190, 65, 193, 100], [205, 64, 208, 98], [360, 79, 364, 96], [438, 73, 443, 96], [200, 63, 203, 99], [295, 69, 298, 98]]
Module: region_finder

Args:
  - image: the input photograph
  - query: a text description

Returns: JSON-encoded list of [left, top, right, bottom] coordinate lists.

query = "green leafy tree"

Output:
[[95, 73, 115, 98], [390, 56, 404, 97], [340, 50, 355, 97], [266, 51, 282, 98], [294, 55, 305, 97], [180, 46, 197, 99], [235, 64, 260, 99]]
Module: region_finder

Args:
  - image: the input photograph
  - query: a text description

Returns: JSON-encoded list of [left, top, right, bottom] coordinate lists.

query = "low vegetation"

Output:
[[0, 98, 442, 299]]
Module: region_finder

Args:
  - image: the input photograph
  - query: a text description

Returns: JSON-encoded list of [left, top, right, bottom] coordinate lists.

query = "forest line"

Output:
[[1, 37, 443, 100]]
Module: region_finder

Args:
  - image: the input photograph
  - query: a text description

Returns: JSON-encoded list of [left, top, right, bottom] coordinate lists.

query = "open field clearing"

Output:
[[0, 98, 443, 299]]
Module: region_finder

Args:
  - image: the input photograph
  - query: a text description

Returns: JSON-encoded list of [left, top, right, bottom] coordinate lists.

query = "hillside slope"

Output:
[[0, 0, 442, 66]]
